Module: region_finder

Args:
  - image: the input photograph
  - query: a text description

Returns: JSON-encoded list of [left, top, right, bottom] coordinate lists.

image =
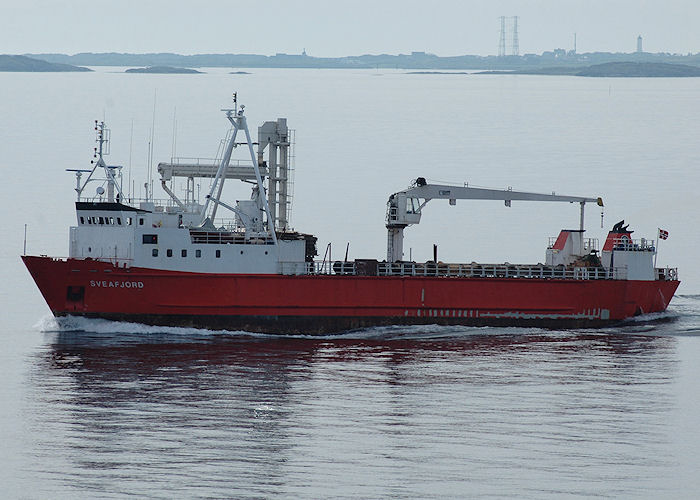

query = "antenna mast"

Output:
[[69, 121, 124, 202]]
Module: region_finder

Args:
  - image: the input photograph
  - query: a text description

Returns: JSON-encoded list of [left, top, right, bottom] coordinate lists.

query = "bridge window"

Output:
[[196, 249, 201, 258], [117, 217, 122, 225], [80, 216, 85, 225], [99, 216, 105, 225], [152, 249, 158, 257], [109, 217, 115, 225], [139, 218, 144, 226], [166, 249, 173, 257], [142, 234, 158, 244], [126, 217, 132, 225], [216, 250, 221, 258], [181, 249, 187, 257]]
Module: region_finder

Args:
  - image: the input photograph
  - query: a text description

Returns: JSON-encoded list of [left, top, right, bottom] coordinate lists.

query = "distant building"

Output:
[[637, 35, 643, 53]]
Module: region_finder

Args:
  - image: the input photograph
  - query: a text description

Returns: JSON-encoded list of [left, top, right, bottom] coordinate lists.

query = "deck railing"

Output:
[[189, 229, 274, 245], [47, 255, 678, 282], [609, 237, 656, 252], [547, 237, 599, 252], [656, 267, 679, 281], [279, 260, 634, 280]]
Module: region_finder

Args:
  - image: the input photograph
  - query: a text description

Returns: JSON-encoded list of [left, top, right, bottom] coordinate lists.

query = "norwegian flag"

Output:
[[658, 228, 669, 240]]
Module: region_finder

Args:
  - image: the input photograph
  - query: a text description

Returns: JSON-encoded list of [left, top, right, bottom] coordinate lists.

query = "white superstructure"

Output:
[[68, 97, 314, 274]]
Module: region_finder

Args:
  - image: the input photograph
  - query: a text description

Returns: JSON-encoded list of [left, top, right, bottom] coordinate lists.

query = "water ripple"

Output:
[[15, 314, 693, 499]]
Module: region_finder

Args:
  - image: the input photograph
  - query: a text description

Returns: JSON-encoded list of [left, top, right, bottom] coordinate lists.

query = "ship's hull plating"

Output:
[[23, 256, 680, 334]]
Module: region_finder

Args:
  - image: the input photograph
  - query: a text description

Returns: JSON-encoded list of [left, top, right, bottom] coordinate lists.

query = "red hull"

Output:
[[23, 256, 680, 334]]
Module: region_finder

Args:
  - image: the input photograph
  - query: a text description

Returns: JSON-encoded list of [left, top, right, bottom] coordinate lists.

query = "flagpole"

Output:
[[654, 228, 660, 269]]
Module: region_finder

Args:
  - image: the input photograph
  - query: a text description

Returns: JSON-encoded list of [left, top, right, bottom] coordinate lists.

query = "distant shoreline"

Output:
[[17, 50, 700, 71], [4, 52, 700, 75], [406, 71, 471, 75], [476, 62, 700, 78]]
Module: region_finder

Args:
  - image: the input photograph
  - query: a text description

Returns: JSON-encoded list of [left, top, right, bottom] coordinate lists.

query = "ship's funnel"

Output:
[[602, 220, 633, 252]]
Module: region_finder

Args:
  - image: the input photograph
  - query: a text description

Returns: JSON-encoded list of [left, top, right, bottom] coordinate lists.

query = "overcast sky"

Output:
[[2, 0, 698, 57]]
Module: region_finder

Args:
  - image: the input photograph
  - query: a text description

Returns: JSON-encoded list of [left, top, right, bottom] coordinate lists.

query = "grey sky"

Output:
[[3, 0, 698, 56]]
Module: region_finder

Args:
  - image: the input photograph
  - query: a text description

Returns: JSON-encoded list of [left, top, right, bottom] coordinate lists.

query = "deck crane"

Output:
[[385, 177, 604, 262]]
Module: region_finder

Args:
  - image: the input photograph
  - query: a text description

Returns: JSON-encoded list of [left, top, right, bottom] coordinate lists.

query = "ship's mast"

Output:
[[200, 95, 278, 244], [70, 121, 125, 202]]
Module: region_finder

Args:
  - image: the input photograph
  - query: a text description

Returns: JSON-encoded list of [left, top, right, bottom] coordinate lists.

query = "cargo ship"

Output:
[[23, 98, 680, 334]]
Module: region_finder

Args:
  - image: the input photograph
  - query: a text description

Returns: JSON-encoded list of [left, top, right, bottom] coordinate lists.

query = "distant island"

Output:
[[477, 62, 700, 77], [230, 71, 251, 74], [0, 54, 90, 72], [125, 66, 203, 74]]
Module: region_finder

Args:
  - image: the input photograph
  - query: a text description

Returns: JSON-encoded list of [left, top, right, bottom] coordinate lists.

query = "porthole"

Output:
[[166, 249, 173, 257], [216, 250, 221, 258], [152, 249, 158, 257]]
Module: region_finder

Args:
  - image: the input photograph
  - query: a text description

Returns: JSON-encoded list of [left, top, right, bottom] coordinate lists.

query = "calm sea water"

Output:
[[2, 68, 700, 498]]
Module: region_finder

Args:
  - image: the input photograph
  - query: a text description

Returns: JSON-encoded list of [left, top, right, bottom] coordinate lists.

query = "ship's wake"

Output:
[[36, 314, 548, 342], [36, 315, 254, 342], [33, 305, 698, 344]]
